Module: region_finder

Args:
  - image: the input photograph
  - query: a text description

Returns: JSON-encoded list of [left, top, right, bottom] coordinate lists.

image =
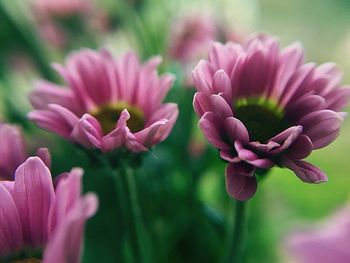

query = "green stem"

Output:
[[228, 200, 248, 263], [116, 164, 150, 263]]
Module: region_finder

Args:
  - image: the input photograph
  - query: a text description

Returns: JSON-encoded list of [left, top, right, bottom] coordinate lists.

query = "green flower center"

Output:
[[234, 98, 289, 143], [90, 102, 145, 135]]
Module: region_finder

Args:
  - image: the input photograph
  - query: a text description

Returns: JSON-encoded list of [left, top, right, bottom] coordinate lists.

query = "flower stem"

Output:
[[228, 200, 248, 263], [116, 164, 150, 263]]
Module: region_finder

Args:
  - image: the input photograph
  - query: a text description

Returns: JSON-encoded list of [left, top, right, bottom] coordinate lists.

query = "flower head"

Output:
[[192, 35, 350, 200], [169, 14, 217, 64], [28, 49, 178, 153], [0, 123, 50, 181], [32, 0, 91, 20], [285, 206, 350, 263], [0, 157, 98, 262]]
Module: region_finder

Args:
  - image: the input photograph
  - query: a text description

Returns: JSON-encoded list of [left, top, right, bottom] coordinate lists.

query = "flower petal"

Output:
[[70, 114, 103, 149], [43, 194, 98, 263], [281, 158, 327, 183], [0, 124, 26, 180], [0, 183, 23, 257], [224, 117, 249, 144], [225, 162, 257, 201], [13, 157, 55, 247], [199, 112, 230, 150]]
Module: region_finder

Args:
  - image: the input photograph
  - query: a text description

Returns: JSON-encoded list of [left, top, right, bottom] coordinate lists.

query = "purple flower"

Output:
[[285, 206, 350, 263], [192, 35, 350, 200], [0, 157, 98, 262], [28, 49, 179, 153], [0, 123, 50, 181]]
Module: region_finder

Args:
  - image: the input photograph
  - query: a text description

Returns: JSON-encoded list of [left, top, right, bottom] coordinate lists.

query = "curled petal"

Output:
[[199, 112, 230, 150], [224, 117, 249, 144], [299, 110, 343, 149], [225, 162, 257, 201], [71, 114, 103, 149], [286, 135, 313, 160], [210, 94, 233, 119], [281, 158, 327, 183], [193, 92, 211, 117]]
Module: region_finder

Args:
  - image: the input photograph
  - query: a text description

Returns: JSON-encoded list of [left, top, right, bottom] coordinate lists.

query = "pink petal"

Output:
[[0, 124, 26, 180], [70, 114, 103, 149], [43, 194, 98, 263], [193, 92, 211, 117], [212, 70, 232, 96], [101, 110, 129, 152], [298, 110, 343, 149], [210, 94, 233, 119], [36, 148, 52, 169], [13, 157, 55, 247], [48, 168, 83, 238], [225, 163, 257, 201], [0, 183, 23, 257], [286, 135, 313, 160], [281, 158, 327, 183], [224, 117, 249, 144], [199, 112, 230, 150], [30, 80, 77, 113]]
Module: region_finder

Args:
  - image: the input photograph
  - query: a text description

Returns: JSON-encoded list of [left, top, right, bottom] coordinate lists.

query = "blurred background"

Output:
[[1, 0, 349, 262]]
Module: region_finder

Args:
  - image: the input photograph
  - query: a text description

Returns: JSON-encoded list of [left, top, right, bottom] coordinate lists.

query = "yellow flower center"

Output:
[[90, 102, 145, 134]]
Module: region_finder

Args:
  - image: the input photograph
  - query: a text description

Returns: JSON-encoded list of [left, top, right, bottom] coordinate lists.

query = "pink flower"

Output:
[[285, 206, 350, 263], [0, 157, 98, 262], [192, 35, 350, 200], [169, 15, 217, 64], [28, 49, 178, 153], [0, 123, 50, 181], [32, 0, 91, 20]]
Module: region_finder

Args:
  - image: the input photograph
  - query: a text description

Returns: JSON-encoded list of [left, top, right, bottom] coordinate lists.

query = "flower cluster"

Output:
[[192, 35, 350, 200], [0, 156, 97, 262]]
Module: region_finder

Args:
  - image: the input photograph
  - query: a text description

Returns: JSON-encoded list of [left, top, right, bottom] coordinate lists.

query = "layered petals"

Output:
[[29, 49, 178, 152], [0, 157, 98, 262], [192, 34, 350, 200]]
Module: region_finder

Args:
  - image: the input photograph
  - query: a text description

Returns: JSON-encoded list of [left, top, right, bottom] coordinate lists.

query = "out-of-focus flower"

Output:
[[28, 49, 179, 153], [31, 0, 97, 48], [192, 34, 350, 200], [285, 206, 350, 263], [169, 15, 217, 65], [0, 157, 98, 262], [0, 123, 50, 181], [168, 14, 244, 87], [32, 0, 91, 20]]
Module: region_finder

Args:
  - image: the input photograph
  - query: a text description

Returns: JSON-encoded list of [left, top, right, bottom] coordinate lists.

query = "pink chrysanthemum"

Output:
[[32, 0, 91, 20], [169, 14, 217, 64], [286, 206, 350, 263], [28, 49, 179, 153], [192, 35, 350, 200], [0, 123, 50, 181], [0, 157, 98, 262]]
